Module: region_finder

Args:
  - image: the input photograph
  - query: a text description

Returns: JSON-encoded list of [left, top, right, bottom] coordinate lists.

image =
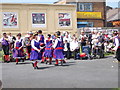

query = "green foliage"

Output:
[[0, 51, 3, 61], [112, 88, 120, 90]]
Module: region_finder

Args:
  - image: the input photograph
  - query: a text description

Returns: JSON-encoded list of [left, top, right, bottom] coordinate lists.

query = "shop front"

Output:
[[77, 12, 103, 28], [77, 22, 93, 28]]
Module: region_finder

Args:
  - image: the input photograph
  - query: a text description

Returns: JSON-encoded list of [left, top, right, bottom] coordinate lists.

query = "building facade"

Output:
[[0, 3, 77, 37], [107, 8, 120, 27], [55, 0, 106, 28]]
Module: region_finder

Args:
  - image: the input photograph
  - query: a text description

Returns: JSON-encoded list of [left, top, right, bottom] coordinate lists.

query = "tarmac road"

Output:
[[1, 56, 119, 88]]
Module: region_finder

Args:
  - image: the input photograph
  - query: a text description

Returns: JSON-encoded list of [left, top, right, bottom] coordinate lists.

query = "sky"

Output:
[[1, 0, 120, 8]]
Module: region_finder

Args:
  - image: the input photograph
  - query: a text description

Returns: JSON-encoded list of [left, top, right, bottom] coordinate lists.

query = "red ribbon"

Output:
[[55, 47, 63, 50], [45, 48, 52, 50], [16, 47, 19, 49]]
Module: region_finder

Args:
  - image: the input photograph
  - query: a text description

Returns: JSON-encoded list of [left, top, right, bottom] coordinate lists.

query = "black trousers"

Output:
[[116, 48, 120, 61], [73, 49, 79, 60], [2, 45, 9, 55], [26, 46, 31, 53], [64, 50, 71, 59]]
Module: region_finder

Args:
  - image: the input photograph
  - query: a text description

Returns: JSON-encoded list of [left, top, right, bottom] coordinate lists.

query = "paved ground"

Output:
[[1, 56, 119, 88]]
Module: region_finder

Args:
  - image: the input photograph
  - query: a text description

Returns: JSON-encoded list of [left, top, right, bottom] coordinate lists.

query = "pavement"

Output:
[[1, 56, 119, 88]]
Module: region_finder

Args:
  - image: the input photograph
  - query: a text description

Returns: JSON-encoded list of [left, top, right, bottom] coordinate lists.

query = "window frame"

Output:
[[77, 3, 93, 12], [87, 22, 94, 27]]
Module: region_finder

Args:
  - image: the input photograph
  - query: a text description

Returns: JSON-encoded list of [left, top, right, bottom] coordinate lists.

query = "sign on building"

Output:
[[32, 13, 46, 27], [2, 12, 18, 28], [77, 12, 102, 19], [58, 13, 71, 27]]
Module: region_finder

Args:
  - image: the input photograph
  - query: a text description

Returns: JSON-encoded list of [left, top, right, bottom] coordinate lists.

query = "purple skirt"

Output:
[[30, 50, 42, 60], [43, 49, 53, 58], [13, 49, 25, 58], [53, 49, 64, 60]]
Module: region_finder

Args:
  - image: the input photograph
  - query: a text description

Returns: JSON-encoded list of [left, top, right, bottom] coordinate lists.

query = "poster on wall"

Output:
[[58, 13, 71, 27], [32, 13, 46, 27], [2, 12, 18, 28]]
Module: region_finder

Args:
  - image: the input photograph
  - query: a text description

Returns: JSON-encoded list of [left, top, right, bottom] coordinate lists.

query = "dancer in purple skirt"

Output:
[[13, 33, 24, 64], [30, 34, 43, 69], [37, 30, 45, 63], [43, 34, 53, 65], [53, 31, 65, 66], [38, 30, 44, 44]]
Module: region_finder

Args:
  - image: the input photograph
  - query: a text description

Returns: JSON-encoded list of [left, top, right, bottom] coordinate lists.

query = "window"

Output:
[[77, 3, 93, 12], [87, 22, 94, 27], [77, 22, 94, 28]]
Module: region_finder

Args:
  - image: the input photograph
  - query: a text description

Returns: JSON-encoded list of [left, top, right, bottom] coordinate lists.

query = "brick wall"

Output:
[[77, 2, 106, 27], [78, 20, 104, 27]]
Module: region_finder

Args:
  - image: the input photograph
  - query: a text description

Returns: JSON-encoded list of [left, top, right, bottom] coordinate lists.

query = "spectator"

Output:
[[70, 38, 79, 60]]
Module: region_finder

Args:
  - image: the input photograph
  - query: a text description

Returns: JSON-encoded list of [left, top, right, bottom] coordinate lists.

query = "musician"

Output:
[[24, 32, 33, 59]]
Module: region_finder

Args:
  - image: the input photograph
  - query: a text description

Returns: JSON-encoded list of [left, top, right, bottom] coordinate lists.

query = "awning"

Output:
[[77, 22, 88, 24]]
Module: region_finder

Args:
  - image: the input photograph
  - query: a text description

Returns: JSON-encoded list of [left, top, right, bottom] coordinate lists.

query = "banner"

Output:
[[77, 12, 102, 19], [32, 13, 46, 27], [58, 13, 71, 27], [2, 12, 18, 28]]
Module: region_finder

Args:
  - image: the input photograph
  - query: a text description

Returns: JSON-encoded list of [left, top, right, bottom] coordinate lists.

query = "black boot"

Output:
[[16, 62, 18, 65], [34, 66, 39, 69], [7, 61, 10, 63], [54, 64, 59, 66], [41, 61, 44, 63], [45, 61, 48, 64], [63, 60, 66, 63], [32, 63, 34, 67], [61, 61, 63, 66], [49, 62, 52, 65]]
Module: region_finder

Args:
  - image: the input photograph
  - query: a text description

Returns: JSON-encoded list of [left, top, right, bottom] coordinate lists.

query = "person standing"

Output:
[[63, 40, 70, 59], [38, 30, 44, 44], [0, 33, 10, 63], [30, 34, 43, 69], [112, 31, 120, 61], [70, 38, 79, 60], [0, 80, 2, 90], [63, 32, 71, 59], [8, 33, 16, 52], [43, 34, 53, 65], [24, 32, 33, 60], [53, 31, 65, 66], [79, 31, 87, 51], [88, 31, 92, 54], [37, 30, 45, 63], [13, 33, 24, 64]]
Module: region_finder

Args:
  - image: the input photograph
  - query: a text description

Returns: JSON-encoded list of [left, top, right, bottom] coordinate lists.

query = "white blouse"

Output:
[[31, 39, 39, 51]]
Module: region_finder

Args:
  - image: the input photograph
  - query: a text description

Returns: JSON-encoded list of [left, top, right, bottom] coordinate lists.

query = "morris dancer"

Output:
[[30, 34, 43, 69], [53, 31, 65, 66], [37, 30, 45, 63], [112, 31, 120, 62], [43, 34, 53, 65], [13, 33, 24, 64]]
